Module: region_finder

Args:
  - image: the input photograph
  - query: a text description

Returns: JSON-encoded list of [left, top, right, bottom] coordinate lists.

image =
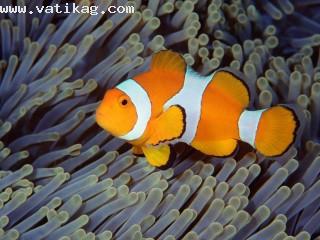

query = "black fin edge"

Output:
[[264, 104, 303, 158], [153, 105, 186, 146], [218, 67, 254, 108], [133, 153, 145, 157]]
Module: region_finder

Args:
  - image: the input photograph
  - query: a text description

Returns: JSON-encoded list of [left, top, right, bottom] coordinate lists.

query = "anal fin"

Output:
[[192, 139, 238, 157]]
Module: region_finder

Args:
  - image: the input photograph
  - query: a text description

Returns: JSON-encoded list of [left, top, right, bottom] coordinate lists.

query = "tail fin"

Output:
[[254, 106, 300, 157]]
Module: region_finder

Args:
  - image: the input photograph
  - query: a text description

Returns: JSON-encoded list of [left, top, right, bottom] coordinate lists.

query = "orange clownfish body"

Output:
[[96, 50, 301, 168]]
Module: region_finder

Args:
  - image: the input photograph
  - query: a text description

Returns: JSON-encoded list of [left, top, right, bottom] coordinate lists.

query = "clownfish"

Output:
[[96, 50, 301, 168]]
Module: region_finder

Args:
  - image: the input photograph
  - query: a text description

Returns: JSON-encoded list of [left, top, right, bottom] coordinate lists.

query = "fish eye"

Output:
[[119, 96, 129, 107], [121, 99, 128, 106]]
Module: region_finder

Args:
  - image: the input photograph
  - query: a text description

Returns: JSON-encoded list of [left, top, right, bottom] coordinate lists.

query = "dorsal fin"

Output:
[[213, 69, 251, 108], [150, 50, 186, 73]]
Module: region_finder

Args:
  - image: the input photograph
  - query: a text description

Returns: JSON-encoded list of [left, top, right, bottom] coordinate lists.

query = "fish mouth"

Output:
[[96, 112, 104, 117], [95, 111, 107, 127], [95, 110, 106, 119]]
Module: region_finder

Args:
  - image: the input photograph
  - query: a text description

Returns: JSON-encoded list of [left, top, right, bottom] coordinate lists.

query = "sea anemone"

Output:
[[0, 0, 320, 239]]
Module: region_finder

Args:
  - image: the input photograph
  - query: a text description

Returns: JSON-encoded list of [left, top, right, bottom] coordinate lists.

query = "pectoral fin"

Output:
[[142, 144, 175, 168], [148, 105, 186, 145]]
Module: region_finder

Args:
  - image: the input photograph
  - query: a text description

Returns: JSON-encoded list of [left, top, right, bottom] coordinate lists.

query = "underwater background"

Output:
[[0, 0, 320, 239]]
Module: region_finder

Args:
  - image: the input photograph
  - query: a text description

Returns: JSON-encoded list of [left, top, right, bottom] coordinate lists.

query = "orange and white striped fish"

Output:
[[96, 50, 301, 168]]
